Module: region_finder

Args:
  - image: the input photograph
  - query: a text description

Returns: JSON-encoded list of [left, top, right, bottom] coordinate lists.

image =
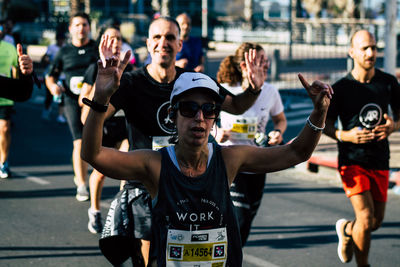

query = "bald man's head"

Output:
[[350, 30, 375, 48], [349, 29, 377, 71]]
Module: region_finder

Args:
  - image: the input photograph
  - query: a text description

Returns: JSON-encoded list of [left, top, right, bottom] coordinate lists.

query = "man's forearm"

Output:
[[323, 117, 340, 141], [45, 76, 57, 94]]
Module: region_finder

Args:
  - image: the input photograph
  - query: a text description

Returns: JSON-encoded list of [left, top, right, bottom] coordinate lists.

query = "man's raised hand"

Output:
[[17, 44, 33, 75]]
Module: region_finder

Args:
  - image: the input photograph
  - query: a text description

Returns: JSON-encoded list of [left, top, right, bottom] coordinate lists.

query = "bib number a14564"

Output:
[[166, 227, 227, 267]]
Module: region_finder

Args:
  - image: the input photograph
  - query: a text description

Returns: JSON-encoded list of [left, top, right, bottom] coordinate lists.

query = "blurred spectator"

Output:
[[79, 26, 132, 235], [0, 21, 19, 178], [41, 31, 67, 123], [216, 42, 286, 246], [102, 17, 137, 67], [1, 19, 15, 46], [175, 13, 204, 72], [45, 12, 98, 201]]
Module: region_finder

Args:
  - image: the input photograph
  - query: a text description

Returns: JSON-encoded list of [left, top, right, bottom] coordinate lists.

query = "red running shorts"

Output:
[[339, 165, 389, 202]]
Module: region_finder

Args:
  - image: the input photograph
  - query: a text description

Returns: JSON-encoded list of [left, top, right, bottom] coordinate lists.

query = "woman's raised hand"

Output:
[[298, 73, 333, 112], [95, 35, 131, 97]]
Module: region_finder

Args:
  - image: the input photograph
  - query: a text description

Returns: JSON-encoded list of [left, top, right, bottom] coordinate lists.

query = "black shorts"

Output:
[[0, 106, 14, 120], [230, 172, 266, 245], [102, 116, 128, 147], [63, 94, 83, 141]]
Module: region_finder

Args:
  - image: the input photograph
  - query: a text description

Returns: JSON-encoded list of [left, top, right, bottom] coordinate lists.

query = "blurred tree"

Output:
[[328, 0, 361, 18], [303, 0, 324, 17], [303, 0, 361, 18], [70, 0, 90, 14], [151, 0, 170, 16]]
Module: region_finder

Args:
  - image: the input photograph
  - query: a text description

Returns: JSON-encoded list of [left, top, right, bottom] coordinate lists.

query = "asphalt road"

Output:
[[1, 89, 399, 266]]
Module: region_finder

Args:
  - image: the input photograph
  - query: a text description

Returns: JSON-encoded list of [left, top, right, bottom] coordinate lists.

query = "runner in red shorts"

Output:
[[324, 30, 400, 266]]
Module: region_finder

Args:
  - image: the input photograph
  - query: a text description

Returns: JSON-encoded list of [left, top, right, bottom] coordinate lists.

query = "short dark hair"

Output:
[[69, 12, 91, 26], [148, 16, 181, 37]]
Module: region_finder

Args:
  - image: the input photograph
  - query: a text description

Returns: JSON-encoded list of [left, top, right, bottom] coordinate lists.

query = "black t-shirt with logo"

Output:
[[48, 40, 98, 99], [328, 69, 400, 169]]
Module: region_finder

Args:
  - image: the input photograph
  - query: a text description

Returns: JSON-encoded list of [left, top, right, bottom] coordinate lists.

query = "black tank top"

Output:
[[152, 143, 242, 266]]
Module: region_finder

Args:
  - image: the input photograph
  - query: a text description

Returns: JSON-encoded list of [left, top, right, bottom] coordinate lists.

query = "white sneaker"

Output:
[[76, 185, 89, 202], [88, 209, 103, 234], [0, 162, 10, 179], [336, 218, 353, 263]]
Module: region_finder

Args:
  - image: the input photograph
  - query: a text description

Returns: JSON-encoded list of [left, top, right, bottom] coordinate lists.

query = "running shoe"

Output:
[[0, 161, 11, 179], [56, 115, 67, 124], [76, 184, 89, 202], [88, 208, 103, 234], [336, 218, 353, 263]]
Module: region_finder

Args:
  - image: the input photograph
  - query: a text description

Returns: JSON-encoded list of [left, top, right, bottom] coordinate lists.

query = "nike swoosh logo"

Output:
[[192, 78, 206, 82]]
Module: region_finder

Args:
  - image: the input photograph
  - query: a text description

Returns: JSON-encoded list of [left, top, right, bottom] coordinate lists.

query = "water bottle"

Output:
[[53, 94, 62, 103], [254, 132, 269, 147], [53, 81, 63, 103]]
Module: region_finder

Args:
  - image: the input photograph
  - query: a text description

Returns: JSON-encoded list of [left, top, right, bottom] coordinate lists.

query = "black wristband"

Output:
[[246, 86, 261, 96], [273, 129, 281, 134], [82, 97, 109, 113]]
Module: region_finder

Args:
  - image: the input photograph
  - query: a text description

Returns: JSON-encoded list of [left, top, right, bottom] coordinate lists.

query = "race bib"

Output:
[[152, 136, 173, 151], [69, 76, 84, 95], [166, 227, 227, 267], [230, 117, 257, 140]]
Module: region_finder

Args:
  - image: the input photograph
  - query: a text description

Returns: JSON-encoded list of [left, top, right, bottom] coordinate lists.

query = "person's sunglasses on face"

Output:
[[175, 101, 221, 119]]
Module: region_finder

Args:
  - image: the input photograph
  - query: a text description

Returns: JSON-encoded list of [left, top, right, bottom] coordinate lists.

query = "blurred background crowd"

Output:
[[1, 0, 399, 90]]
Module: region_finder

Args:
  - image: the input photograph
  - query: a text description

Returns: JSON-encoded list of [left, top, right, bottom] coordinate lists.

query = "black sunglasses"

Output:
[[175, 101, 221, 119]]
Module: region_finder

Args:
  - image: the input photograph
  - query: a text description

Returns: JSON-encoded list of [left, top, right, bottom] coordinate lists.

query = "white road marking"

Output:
[[15, 172, 50, 185], [243, 253, 280, 267], [26, 176, 50, 185]]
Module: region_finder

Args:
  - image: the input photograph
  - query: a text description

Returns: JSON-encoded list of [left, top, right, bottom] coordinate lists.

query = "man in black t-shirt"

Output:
[[324, 30, 400, 266], [46, 12, 98, 202], [95, 16, 266, 266]]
